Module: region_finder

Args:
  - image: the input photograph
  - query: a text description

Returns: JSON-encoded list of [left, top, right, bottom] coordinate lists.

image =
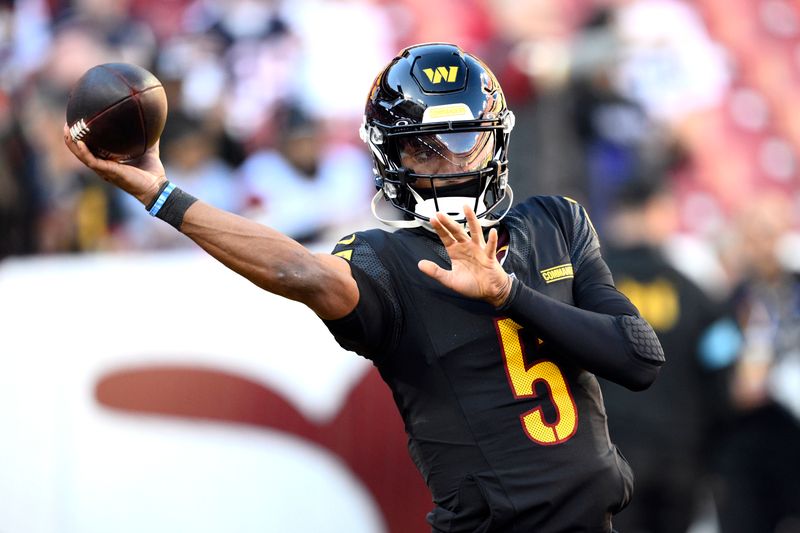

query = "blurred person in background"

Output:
[[0, 89, 41, 260], [482, 0, 587, 204], [3, 0, 399, 255], [599, 175, 723, 533], [708, 190, 800, 533], [567, 5, 682, 237], [64, 43, 664, 532], [118, 111, 241, 250], [176, 0, 300, 143], [609, 0, 730, 128], [53, 0, 156, 67], [282, 0, 395, 124], [239, 102, 372, 244], [17, 21, 131, 253], [4, 0, 170, 254], [1, 0, 44, 258]]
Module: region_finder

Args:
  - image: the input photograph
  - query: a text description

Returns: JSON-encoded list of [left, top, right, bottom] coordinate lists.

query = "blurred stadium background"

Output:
[[2, 0, 800, 531]]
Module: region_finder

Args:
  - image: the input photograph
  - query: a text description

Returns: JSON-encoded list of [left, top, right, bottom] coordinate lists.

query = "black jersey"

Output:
[[324, 196, 638, 532], [601, 246, 719, 456], [599, 245, 721, 533]]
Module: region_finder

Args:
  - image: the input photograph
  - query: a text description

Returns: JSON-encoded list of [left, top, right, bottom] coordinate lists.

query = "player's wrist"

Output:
[[489, 273, 514, 308], [142, 180, 169, 207], [144, 180, 198, 230]]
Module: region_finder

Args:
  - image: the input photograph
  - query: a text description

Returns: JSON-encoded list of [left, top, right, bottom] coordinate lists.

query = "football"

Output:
[[66, 63, 168, 162]]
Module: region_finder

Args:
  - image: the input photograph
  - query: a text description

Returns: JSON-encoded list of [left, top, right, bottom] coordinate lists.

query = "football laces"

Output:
[[69, 119, 90, 142]]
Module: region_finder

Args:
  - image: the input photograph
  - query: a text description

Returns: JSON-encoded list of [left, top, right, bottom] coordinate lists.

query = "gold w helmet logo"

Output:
[[422, 66, 459, 84]]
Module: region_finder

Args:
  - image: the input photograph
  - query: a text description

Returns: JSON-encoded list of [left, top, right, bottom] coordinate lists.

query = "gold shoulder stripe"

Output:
[[561, 197, 598, 238], [334, 250, 353, 261], [540, 263, 574, 283], [585, 211, 598, 238], [337, 234, 356, 245]]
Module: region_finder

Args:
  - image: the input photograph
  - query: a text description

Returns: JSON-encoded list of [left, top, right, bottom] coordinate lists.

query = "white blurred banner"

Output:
[[0, 251, 426, 533]]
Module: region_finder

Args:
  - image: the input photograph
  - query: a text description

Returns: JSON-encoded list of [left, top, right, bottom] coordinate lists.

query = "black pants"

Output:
[[610, 453, 702, 533], [711, 404, 800, 533]]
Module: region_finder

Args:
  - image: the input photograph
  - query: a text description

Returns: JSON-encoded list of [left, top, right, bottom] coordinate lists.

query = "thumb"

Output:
[[418, 259, 448, 282]]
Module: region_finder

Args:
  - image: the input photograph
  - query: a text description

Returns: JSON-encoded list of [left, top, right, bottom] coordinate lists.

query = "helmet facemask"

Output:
[[363, 110, 515, 229]]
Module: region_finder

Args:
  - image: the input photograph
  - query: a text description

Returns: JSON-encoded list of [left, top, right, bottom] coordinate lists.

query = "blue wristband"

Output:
[[148, 182, 176, 216]]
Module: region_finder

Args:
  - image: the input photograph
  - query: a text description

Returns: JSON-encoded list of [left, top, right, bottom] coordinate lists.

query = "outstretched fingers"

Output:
[[485, 228, 499, 259], [463, 205, 485, 246], [418, 259, 451, 285], [429, 215, 456, 247], [418, 259, 438, 278], [435, 212, 470, 243]]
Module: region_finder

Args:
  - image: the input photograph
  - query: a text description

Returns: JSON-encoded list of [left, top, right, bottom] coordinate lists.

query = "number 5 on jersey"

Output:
[[495, 318, 578, 445]]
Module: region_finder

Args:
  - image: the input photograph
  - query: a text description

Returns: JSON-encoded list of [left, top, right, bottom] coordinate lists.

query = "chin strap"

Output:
[[370, 185, 514, 231], [370, 191, 426, 229]]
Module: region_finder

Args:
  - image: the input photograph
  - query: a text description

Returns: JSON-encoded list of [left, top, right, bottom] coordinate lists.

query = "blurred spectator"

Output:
[[54, 0, 157, 67], [17, 23, 129, 253], [0, 93, 41, 259], [481, 0, 586, 204], [175, 0, 301, 142], [282, 0, 395, 122], [611, 0, 730, 127], [0, 0, 400, 255], [600, 176, 723, 533], [708, 190, 800, 533], [239, 102, 372, 244], [387, 0, 492, 53], [2, 0, 51, 91], [568, 6, 682, 236], [118, 111, 241, 250]]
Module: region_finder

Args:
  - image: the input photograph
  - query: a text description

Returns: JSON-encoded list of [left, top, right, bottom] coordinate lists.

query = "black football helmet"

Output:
[[361, 43, 515, 228]]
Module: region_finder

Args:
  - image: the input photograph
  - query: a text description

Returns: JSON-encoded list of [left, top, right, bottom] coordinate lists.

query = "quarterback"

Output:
[[65, 43, 663, 532]]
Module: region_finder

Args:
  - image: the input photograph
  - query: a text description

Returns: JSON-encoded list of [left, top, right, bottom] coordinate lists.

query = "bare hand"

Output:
[[418, 206, 512, 308], [62, 123, 167, 206]]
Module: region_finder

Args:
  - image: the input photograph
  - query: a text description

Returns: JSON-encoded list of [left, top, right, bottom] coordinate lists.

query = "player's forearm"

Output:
[[178, 201, 342, 308], [497, 278, 664, 390]]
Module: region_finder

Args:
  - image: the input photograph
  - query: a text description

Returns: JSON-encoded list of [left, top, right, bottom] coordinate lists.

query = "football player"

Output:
[[64, 43, 664, 532]]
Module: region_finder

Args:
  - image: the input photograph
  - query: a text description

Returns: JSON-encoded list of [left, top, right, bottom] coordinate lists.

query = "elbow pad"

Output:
[[618, 315, 665, 366]]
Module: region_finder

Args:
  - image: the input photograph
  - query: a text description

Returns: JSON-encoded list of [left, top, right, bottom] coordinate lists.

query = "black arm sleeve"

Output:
[[497, 255, 664, 391]]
